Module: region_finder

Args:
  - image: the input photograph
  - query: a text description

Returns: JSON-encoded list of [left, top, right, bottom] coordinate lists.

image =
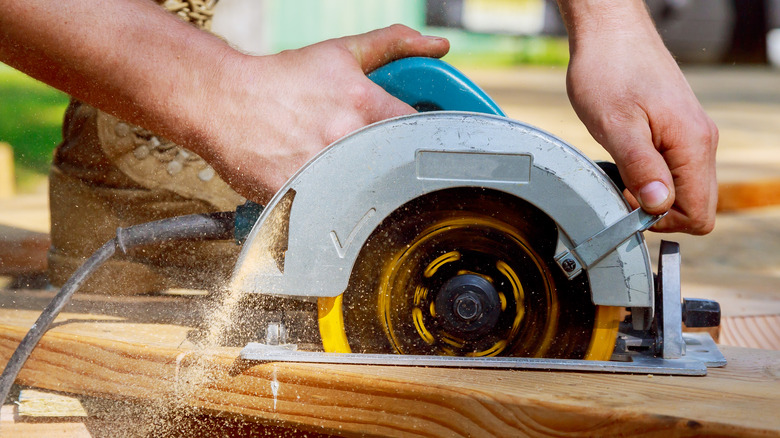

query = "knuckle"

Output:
[[344, 81, 374, 109], [619, 146, 655, 174], [693, 123, 716, 149], [689, 112, 719, 152], [688, 215, 715, 235], [388, 23, 408, 33], [388, 23, 416, 37], [707, 120, 720, 152]]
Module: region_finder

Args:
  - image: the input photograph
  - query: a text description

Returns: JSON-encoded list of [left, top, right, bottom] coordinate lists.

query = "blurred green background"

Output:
[[0, 63, 69, 193]]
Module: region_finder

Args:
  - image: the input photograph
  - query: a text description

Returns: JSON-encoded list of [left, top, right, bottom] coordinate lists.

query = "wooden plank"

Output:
[[0, 225, 50, 276], [17, 389, 87, 418], [0, 405, 91, 438], [717, 179, 780, 212], [0, 291, 778, 437], [721, 315, 780, 351], [0, 142, 13, 199]]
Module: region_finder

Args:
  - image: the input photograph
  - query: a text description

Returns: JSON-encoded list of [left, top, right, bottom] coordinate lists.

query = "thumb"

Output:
[[341, 24, 449, 73], [604, 126, 675, 214]]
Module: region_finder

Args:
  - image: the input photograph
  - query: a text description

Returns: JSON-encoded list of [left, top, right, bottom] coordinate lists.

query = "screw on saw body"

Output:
[[561, 258, 577, 273]]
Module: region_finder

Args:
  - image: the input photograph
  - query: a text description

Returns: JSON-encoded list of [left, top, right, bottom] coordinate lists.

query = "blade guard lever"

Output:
[[555, 209, 666, 279]]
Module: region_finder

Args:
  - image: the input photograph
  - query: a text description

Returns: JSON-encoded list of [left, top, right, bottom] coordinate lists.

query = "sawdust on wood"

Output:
[[137, 194, 296, 436]]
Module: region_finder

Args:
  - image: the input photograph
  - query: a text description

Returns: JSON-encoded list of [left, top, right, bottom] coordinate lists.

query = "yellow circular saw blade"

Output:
[[318, 188, 620, 361]]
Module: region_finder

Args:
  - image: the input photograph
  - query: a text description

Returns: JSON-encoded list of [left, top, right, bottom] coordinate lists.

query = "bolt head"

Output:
[[454, 294, 482, 321]]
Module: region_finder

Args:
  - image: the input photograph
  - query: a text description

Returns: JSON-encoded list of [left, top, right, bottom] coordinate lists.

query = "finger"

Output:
[[601, 121, 676, 215], [364, 81, 416, 119], [656, 115, 719, 233], [341, 24, 450, 73], [621, 186, 675, 232]]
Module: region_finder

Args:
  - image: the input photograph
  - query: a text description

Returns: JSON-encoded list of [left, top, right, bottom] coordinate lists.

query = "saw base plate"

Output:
[[241, 332, 725, 376]]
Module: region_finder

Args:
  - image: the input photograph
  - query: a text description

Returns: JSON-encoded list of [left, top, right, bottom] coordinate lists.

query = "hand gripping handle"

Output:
[[236, 58, 506, 241]]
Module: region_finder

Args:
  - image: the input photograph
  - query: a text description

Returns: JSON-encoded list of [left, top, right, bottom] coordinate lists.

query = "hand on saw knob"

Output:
[[557, 0, 718, 235]]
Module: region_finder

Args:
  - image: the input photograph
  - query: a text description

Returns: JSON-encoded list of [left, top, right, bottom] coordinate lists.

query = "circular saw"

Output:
[[233, 58, 724, 375]]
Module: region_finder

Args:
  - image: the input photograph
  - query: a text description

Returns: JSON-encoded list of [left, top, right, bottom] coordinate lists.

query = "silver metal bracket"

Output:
[[555, 209, 665, 279], [657, 240, 685, 359]]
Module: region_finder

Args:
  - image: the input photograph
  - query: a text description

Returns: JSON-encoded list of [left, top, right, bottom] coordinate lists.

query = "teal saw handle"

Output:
[[368, 57, 505, 116]]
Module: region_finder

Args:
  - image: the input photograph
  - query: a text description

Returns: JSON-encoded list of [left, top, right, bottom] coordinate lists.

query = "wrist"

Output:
[[166, 40, 252, 163], [557, 0, 655, 39]]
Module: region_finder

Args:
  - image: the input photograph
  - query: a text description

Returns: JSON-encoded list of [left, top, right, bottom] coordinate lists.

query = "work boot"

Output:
[[48, 0, 246, 295]]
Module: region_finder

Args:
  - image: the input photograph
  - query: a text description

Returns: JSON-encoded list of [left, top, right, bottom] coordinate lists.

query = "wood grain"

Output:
[[1, 290, 779, 437], [721, 315, 780, 351]]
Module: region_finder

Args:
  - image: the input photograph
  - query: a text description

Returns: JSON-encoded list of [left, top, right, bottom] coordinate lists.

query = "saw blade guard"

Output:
[[231, 112, 654, 311]]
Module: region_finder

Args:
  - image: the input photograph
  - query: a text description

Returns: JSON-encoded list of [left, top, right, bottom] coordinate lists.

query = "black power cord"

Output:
[[0, 211, 236, 405]]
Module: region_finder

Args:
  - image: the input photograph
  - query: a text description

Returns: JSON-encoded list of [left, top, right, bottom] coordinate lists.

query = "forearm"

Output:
[[1, 2, 449, 202], [0, 0, 239, 158], [556, 0, 669, 66]]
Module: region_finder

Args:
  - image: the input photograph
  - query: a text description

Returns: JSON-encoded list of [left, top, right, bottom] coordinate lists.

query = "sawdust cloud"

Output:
[[131, 195, 304, 437]]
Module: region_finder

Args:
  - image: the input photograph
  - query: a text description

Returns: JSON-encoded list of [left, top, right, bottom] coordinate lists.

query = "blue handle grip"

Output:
[[368, 57, 505, 116]]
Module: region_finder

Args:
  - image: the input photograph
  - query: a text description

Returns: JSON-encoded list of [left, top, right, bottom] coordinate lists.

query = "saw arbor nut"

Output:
[[434, 273, 503, 338]]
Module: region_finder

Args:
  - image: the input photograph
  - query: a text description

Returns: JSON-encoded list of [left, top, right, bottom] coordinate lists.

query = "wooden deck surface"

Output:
[[1, 289, 779, 437]]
